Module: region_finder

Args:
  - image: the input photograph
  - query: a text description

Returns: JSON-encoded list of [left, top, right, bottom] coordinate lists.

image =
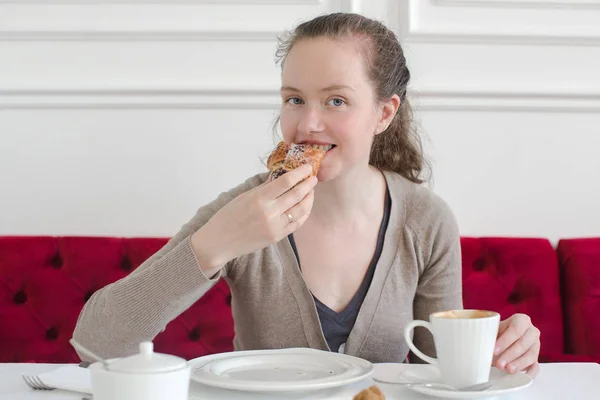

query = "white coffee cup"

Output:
[[404, 309, 500, 388]]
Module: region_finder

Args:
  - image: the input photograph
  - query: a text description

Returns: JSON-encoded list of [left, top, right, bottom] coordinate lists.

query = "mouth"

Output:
[[297, 142, 336, 152]]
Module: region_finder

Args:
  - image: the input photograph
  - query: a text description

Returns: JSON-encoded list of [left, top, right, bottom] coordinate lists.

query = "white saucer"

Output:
[[374, 364, 533, 399], [187, 348, 374, 393]]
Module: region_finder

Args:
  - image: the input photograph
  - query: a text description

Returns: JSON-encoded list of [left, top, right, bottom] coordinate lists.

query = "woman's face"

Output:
[[279, 37, 394, 182]]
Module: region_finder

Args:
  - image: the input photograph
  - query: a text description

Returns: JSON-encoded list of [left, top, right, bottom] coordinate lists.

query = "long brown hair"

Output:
[[275, 13, 429, 184]]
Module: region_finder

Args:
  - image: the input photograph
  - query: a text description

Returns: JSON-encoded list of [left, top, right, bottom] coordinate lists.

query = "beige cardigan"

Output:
[[73, 170, 462, 363]]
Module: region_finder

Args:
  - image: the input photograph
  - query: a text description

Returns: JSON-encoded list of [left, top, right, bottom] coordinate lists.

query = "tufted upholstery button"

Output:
[[46, 327, 59, 341], [13, 291, 27, 304], [507, 292, 521, 304], [50, 253, 63, 269], [188, 329, 200, 341], [0, 237, 235, 363], [120, 257, 132, 272], [473, 257, 488, 272]]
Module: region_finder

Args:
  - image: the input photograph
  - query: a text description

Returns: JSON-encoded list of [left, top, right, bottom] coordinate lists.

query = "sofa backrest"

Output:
[[460, 237, 565, 355], [0, 235, 594, 363], [0, 236, 234, 363], [557, 238, 600, 357]]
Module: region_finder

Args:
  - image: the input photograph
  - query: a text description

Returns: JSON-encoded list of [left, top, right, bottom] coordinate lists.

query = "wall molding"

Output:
[[0, 30, 283, 42], [3, 87, 600, 112], [405, 0, 600, 46], [0, 0, 351, 41], [345, 0, 361, 13], [0, 0, 322, 4], [411, 89, 600, 112], [405, 32, 600, 46], [0, 88, 280, 110], [433, 0, 600, 9]]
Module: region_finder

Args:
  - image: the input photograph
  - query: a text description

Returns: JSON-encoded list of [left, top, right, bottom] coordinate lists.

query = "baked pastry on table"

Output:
[[353, 385, 386, 400], [267, 141, 326, 180]]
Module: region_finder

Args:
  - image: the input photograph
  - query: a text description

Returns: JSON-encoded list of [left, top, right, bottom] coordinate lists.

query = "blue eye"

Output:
[[286, 97, 304, 105], [328, 98, 346, 107]]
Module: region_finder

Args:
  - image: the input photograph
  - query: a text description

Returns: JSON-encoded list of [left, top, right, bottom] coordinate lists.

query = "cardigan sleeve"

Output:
[[72, 173, 267, 360]]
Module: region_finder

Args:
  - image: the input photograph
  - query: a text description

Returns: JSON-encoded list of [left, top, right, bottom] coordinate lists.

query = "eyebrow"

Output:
[[280, 85, 355, 93]]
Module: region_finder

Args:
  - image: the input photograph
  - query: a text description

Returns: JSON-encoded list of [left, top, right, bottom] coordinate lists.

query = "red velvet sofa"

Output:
[[1, 236, 598, 364]]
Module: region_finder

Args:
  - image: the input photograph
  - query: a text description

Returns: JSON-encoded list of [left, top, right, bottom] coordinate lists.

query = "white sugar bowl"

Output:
[[90, 341, 190, 400]]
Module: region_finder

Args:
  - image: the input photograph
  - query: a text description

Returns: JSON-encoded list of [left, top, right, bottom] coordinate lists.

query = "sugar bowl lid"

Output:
[[108, 342, 187, 373]]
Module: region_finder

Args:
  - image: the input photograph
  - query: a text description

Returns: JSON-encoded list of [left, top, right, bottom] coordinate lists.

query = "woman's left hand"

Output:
[[493, 313, 541, 377]]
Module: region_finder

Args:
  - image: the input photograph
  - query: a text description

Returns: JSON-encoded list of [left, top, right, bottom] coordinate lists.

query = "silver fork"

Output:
[[22, 375, 91, 399], [22, 375, 54, 390]]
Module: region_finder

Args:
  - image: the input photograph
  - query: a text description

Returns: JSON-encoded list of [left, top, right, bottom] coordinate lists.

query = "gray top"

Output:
[[288, 186, 392, 354], [73, 170, 463, 364]]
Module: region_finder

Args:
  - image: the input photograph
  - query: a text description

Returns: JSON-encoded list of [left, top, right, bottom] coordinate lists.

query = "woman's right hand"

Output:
[[191, 164, 317, 274]]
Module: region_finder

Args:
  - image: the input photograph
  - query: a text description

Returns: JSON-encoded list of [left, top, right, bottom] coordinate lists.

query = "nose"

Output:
[[297, 105, 324, 135]]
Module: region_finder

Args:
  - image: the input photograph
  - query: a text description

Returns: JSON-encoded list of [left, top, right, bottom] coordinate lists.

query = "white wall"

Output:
[[1, 0, 599, 242], [400, 0, 600, 241]]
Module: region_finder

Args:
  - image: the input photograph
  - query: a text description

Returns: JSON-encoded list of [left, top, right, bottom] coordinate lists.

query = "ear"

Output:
[[375, 94, 401, 135]]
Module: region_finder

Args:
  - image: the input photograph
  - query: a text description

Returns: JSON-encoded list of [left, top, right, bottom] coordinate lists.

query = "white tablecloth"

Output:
[[1, 362, 599, 400]]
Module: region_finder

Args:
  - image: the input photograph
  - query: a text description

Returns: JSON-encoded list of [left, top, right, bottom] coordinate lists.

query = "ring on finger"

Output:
[[285, 211, 293, 224]]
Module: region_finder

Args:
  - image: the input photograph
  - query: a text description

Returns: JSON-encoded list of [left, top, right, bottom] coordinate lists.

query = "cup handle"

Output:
[[404, 320, 438, 365]]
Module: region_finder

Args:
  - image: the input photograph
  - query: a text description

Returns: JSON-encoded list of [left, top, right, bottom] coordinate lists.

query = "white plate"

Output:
[[401, 366, 533, 399], [188, 348, 374, 392]]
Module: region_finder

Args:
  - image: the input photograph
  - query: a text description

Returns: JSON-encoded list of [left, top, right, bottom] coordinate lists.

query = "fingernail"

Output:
[[498, 359, 507, 369], [508, 364, 516, 373], [494, 345, 501, 355]]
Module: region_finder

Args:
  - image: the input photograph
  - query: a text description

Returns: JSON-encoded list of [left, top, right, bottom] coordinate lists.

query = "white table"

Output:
[[1, 362, 599, 400]]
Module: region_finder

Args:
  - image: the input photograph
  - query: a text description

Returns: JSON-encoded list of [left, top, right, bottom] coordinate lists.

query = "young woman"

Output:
[[74, 13, 540, 377]]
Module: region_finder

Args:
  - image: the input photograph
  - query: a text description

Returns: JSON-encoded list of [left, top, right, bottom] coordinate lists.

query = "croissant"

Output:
[[267, 141, 326, 180], [352, 385, 386, 400]]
